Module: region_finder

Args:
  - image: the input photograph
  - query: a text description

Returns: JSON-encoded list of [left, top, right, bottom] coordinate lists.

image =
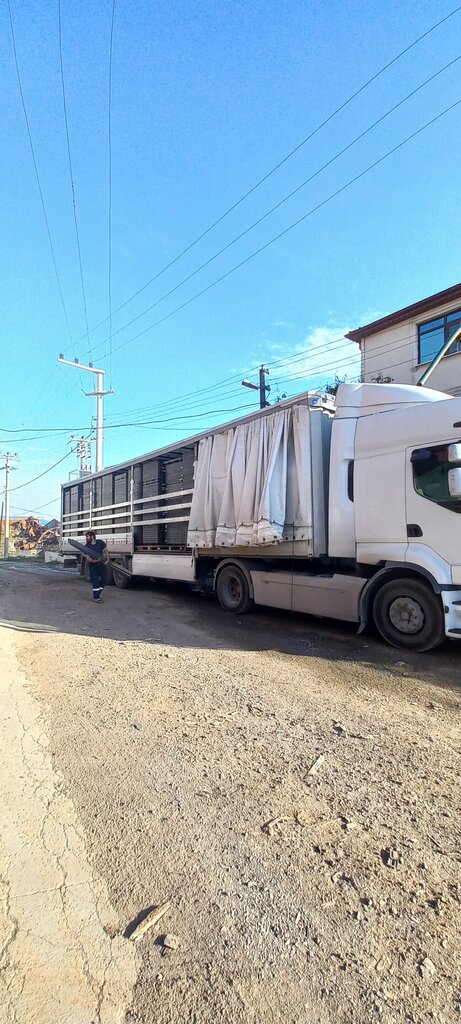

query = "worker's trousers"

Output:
[[89, 563, 107, 600]]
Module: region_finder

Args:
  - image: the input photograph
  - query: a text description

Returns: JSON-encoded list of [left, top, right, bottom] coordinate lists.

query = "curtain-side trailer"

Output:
[[60, 383, 461, 651]]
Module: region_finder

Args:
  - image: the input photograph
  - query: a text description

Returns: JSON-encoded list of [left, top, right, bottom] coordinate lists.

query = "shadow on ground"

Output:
[[0, 561, 460, 694]]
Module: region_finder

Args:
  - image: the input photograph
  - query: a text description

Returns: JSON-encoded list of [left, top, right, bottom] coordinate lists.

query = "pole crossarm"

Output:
[[241, 365, 271, 409], [57, 355, 113, 472], [58, 355, 105, 375]]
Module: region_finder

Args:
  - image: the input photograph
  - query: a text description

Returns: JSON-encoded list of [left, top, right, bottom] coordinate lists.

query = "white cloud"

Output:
[[270, 322, 361, 393]]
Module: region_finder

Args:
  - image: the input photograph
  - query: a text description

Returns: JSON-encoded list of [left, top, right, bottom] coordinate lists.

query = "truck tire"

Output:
[[112, 565, 131, 588], [373, 577, 445, 652], [216, 564, 253, 614]]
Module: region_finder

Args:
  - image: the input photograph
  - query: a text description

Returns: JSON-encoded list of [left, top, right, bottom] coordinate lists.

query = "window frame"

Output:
[[411, 443, 461, 514], [417, 306, 461, 365]]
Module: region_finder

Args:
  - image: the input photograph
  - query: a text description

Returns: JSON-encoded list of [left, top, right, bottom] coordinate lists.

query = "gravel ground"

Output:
[[1, 562, 460, 1024]]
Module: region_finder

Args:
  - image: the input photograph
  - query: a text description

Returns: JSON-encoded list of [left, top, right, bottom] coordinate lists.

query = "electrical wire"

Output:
[[0, 321, 448, 440], [88, 54, 461, 358], [10, 498, 60, 515], [91, 96, 461, 365], [27, 364, 60, 418], [0, 334, 448, 444], [104, 361, 270, 419], [101, 323, 442, 422], [73, 2, 461, 348], [9, 439, 91, 492], [58, 0, 92, 360], [7, 0, 74, 349]]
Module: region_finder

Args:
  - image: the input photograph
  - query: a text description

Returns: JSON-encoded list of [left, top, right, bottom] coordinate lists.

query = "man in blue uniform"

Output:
[[84, 531, 109, 602]]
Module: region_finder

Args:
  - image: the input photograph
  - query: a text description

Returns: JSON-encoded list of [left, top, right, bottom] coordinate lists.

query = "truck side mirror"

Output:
[[448, 466, 461, 497], [448, 442, 461, 464]]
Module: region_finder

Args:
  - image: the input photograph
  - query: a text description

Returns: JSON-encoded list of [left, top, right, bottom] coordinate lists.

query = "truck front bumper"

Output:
[[441, 588, 461, 638]]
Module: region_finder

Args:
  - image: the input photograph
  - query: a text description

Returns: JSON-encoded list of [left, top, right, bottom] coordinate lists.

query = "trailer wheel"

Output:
[[216, 565, 253, 614], [373, 577, 445, 652], [112, 565, 131, 588]]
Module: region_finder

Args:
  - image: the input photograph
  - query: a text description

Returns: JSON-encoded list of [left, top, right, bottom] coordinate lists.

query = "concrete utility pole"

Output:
[[58, 356, 114, 472], [258, 366, 271, 408], [0, 452, 18, 559], [241, 365, 271, 409]]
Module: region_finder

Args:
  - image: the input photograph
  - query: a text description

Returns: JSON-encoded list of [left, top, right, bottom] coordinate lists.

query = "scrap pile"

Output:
[[10, 517, 60, 553]]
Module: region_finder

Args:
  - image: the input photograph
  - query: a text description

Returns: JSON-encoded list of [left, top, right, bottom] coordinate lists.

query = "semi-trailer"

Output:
[[60, 382, 461, 651]]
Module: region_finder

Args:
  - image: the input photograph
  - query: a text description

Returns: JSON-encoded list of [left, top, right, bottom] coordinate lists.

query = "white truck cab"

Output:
[[329, 383, 461, 648]]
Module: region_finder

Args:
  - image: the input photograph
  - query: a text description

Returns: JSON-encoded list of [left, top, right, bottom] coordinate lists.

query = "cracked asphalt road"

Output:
[[0, 561, 460, 1024]]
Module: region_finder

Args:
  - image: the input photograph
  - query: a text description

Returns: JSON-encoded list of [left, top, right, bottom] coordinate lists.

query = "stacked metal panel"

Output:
[[141, 459, 161, 545], [163, 449, 194, 546]]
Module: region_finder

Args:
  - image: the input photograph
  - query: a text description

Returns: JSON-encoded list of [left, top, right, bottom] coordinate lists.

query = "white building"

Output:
[[346, 283, 461, 397]]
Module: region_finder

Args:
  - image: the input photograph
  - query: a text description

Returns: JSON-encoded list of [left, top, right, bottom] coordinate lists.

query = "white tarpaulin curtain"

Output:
[[187, 405, 313, 548]]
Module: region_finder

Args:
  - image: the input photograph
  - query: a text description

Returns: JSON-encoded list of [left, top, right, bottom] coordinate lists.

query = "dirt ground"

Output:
[[0, 561, 460, 1024]]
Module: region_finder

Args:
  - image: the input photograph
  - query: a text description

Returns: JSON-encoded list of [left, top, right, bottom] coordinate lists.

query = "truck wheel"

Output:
[[216, 565, 253, 614], [373, 578, 445, 652], [112, 565, 131, 588]]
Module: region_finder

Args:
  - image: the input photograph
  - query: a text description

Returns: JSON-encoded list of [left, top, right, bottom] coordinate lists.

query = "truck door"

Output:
[[406, 441, 461, 571]]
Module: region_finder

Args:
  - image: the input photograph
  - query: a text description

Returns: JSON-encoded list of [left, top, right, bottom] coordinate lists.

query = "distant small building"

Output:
[[43, 518, 60, 531], [346, 282, 461, 396]]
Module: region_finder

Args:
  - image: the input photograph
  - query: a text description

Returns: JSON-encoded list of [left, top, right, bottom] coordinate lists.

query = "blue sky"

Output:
[[1, 0, 460, 519]]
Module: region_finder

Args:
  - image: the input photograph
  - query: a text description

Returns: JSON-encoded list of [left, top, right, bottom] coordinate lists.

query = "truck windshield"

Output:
[[412, 445, 461, 512]]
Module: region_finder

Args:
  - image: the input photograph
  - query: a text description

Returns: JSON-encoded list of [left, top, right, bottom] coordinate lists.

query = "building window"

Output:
[[418, 307, 461, 364]]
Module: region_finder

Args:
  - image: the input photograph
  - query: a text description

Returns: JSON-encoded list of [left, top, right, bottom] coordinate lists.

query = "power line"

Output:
[[0, 333, 449, 444], [0, 309, 446, 438], [104, 326, 380, 420], [10, 498, 60, 515], [91, 96, 461, 364], [7, 0, 74, 348], [0, 323, 446, 439], [58, 0, 92, 359], [99, 329, 455, 420], [88, 54, 461, 358], [104, 361, 269, 419], [73, 2, 461, 348], [102, 323, 423, 421], [25, 363, 62, 424], [9, 440, 90, 493]]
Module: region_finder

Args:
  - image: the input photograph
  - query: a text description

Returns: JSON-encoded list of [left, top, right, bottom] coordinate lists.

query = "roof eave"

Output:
[[346, 281, 461, 345]]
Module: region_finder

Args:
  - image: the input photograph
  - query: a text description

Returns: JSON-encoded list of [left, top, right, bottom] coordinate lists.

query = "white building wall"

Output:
[[360, 294, 461, 396]]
